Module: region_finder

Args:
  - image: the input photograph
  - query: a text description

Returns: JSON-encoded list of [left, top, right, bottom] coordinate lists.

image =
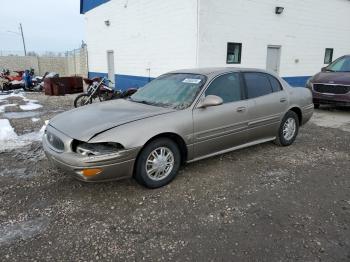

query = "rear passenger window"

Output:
[[243, 73, 273, 99], [205, 73, 242, 103], [268, 75, 282, 92]]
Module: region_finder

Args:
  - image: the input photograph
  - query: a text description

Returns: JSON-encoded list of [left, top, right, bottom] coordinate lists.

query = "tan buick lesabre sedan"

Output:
[[43, 68, 314, 188]]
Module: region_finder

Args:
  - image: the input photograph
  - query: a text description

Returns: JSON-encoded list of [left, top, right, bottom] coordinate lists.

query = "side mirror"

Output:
[[321, 66, 327, 72], [197, 95, 223, 109]]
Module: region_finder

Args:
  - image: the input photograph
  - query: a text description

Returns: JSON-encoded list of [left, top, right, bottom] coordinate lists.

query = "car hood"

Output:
[[49, 99, 176, 142], [312, 72, 350, 85]]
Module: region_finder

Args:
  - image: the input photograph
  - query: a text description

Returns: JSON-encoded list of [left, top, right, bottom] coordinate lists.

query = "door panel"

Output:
[[243, 72, 288, 142], [247, 91, 288, 141], [193, 100, 251, 158]]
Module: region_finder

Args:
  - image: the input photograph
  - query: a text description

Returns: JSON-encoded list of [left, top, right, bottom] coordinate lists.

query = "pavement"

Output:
[[0, 92, 349, 261]]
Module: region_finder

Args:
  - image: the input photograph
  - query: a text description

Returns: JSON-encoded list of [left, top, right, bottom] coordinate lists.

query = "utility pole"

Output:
[[19, 23, 27, 56]]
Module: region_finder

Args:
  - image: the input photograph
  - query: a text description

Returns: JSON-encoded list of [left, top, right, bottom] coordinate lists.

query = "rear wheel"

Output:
[[74, 94, 92, 108], [134, 138, 181, 188], [274, 111, 299, 146]]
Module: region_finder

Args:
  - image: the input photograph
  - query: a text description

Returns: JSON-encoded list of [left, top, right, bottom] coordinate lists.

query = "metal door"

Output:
[[266, 46, 281, 74], [107, 50, 115, 88], [247, 91, 288, 141], [243, 72, 288, 142]]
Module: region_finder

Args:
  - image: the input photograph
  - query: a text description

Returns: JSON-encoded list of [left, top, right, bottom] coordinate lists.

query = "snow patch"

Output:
[[3, 111, 40, 119], [0, 119, 18, 141], [20, 100, 42, 111], [0, 91, 43, 111], [31, 117, 40, 122], [0, 91, 25, 101], [0, 119, 48, 152]]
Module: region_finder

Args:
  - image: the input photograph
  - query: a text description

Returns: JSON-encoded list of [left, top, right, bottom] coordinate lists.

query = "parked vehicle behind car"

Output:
[[43, 68, 313, 188], [306, 55, 350, 108]]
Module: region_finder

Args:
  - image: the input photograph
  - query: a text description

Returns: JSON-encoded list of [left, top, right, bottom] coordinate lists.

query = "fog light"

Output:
[[78, 168, 102, 177]]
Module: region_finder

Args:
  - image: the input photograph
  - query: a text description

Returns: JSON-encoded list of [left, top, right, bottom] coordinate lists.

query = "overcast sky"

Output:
[[0, 0, 85, 54]]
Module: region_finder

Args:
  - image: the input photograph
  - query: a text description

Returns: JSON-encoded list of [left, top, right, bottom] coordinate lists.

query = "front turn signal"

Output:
[[78, 168, 102, 177]]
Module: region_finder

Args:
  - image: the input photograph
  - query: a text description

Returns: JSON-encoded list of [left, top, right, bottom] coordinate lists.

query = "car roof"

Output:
[[168, 67, 270, 77]]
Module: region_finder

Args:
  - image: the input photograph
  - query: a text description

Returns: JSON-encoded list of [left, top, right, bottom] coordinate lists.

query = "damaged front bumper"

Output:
[[42, 125, 140, 182]]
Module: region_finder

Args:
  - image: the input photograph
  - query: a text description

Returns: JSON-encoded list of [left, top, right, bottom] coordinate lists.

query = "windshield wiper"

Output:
[[147, 101, 173, 108], [128, 97, 150, 105], [128, 97, 172, 108]]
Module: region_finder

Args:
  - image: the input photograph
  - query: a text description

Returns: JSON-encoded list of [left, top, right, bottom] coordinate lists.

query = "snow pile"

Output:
[[0, 119, 47, 152], [0, 92, 45, 151], [0, 119, 18, 141]]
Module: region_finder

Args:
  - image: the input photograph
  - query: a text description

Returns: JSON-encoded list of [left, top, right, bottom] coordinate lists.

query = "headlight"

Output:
[[74, 141, 123, 156], [306, 78, 313, 89]]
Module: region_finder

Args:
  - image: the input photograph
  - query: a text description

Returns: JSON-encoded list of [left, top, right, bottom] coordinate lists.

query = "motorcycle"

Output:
[[0, 69, 24, 91], [74, 77, 137, 108]]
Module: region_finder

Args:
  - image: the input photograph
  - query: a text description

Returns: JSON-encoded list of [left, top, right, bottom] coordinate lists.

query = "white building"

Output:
[[81, 0, 350, 90]]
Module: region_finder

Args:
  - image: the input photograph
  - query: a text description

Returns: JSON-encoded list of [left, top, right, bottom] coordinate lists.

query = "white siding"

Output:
[[198, 0, 350, 77], [85, 0, 198, 78]]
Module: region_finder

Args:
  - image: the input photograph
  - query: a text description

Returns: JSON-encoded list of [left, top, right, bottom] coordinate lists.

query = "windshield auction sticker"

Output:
[[182, 79, 202, 84]]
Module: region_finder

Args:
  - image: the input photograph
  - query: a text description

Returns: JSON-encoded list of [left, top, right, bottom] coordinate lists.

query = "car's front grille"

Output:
[[46, 131, 64, 151], [313, 84, 350, 94]]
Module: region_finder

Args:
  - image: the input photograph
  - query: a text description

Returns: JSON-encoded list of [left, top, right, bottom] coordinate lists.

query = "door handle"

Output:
[[280, 98, 287, 103], [237, 106, 246, 112]]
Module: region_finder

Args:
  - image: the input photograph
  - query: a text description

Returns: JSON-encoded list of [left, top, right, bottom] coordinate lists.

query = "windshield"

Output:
[[327, 56, 350, 72], [129, 73, 207, 109]]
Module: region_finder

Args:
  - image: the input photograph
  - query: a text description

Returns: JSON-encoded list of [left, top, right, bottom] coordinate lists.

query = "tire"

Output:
[[274, 111, 299, 146], [314, 103, 320, 109], [74, 94, 92, 108], [134, 138, 181, 188]]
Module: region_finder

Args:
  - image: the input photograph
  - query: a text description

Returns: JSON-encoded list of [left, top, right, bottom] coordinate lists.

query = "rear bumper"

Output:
[[43, 126, 139, 182], [301, 104, 314, 125]]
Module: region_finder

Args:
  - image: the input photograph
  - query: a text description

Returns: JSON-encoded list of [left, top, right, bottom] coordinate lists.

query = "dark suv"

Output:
[[306, 55, 350, 108]]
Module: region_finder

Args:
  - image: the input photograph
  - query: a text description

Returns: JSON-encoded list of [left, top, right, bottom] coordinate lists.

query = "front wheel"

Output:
[[274, 111, 299, 146], [74, 94, 92, 108], [134, 138, 181, 188]]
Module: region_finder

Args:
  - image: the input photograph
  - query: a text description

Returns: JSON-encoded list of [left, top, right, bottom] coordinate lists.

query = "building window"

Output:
[[227, 43, 242, 64], [324, 48, 333, 64]]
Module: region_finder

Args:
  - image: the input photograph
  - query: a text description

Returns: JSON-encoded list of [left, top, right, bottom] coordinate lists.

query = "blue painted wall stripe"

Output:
[[283, 76, 311, 87], [88, 72, 311, 90], [88, 72, 153, 91], [80, 0, 110, 14]]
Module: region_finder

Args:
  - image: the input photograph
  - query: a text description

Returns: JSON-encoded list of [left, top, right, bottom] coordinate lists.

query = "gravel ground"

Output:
[[0, 92, 349, 261]]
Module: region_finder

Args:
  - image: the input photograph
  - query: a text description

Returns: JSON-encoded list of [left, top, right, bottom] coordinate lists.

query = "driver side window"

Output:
[[205, 73, 242, 103]]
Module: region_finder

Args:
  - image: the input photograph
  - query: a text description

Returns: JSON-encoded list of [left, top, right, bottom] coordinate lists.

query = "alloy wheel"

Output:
[[145, 147, 175, 181], [283, 118, 296, 141]]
